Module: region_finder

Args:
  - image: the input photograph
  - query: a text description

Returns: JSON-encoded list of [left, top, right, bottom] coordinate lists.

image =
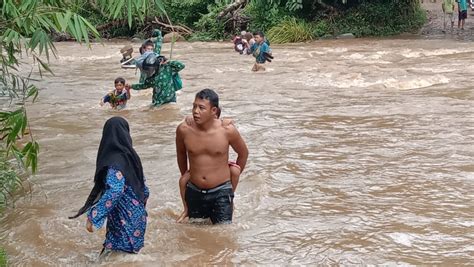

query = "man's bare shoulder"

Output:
[[222, 122, 240, 137], [219, 117, 235, 129], [176, 120, 193, 134]]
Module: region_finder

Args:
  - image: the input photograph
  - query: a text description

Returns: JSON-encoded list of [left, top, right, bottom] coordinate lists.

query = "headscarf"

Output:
[[69, 116, 145, 219]]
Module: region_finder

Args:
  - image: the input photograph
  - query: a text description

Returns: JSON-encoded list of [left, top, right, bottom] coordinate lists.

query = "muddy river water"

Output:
[[1, 38, 473, 265]]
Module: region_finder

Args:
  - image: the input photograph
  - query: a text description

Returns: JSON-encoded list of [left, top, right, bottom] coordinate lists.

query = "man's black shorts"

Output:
[[185, 181, 234, 224], [459, 10, 467, 20]]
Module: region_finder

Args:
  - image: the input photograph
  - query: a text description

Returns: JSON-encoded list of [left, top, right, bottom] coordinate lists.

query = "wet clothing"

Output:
[[103, 89, 130, 110], [94, 117, 146, 203], [458, 0, 468, 11], [264, 37, 271, 47], [70, 117, 149, 253], [185, 181, 234, 224], [250, 42, 271, 64], [135, 33, 163, 84], [172, 72, 183, 91], [131, 60, 185, 107], [132, 30, 185, 107], [234, 36, 245, 54], [87, 168, 149, 253]]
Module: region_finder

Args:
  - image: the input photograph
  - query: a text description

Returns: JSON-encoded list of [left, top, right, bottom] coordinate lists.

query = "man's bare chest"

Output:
[[184, 130, 229, 155]]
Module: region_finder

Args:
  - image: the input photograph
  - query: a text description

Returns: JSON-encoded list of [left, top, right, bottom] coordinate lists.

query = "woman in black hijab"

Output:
[[70, 116, 149, 253]]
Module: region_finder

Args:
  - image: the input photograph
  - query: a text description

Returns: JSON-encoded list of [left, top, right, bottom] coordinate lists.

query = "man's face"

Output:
[[192, 98, 216, 125], [254, 34, 263, 44]]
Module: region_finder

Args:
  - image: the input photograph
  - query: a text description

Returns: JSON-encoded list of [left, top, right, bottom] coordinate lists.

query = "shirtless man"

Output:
[[175, 89, 248, 224]]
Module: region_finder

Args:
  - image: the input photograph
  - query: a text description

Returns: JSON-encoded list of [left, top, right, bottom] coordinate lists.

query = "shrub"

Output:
[[191, 2, 228, 41], [244, 1, 288, 33], [163, 0, 214, 26], [312, 20, 330, 38], [267, 17, 314, 44], [336, 0, 427, 37]]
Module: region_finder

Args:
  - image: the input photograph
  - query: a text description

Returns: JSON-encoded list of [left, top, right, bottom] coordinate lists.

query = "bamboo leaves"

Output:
[[27, 85, 39, 103], [97, 0, 166, 29], [0, 109, 28, 152], [21, 141, 39, 173], [0, 156, 21, 207], [0, 0, 167, 209], [0, 109, 39, 179]]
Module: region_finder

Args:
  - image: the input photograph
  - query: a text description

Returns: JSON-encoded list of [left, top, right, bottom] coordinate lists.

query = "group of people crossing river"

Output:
[[70, 29, 251, 256]]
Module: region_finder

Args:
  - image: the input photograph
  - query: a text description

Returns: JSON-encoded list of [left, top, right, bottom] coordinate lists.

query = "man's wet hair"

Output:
[[254, 31, 264, 38], [114, 77, 126, 85], [195, 89, 219, 109]]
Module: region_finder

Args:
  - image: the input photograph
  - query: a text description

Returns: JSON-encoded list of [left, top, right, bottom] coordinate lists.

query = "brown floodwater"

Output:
[[1, 38, 473, 265]]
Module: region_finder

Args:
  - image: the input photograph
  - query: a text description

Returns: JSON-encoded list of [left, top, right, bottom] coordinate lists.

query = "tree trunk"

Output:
[[217, 0, 248, 20]]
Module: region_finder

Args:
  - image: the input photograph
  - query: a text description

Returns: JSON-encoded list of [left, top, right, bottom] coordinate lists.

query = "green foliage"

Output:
[[0, 109, 39, 173], [267, 17, 313, 43], [191, 2, 228, 41], [95, 0, 166, 28], [312, 20, 330, 38], [336, 0, 426, 36], [244, 0, 289, 32], [0, 247, 6, 267], [285, 0, 303, 11], [1, 1, 101, 66], [0, 1, 103, 198], [244, 0, 424, 38], [163, 0, 214, 26], [0, 0, 166, 209], [0, 151, 22, 208]]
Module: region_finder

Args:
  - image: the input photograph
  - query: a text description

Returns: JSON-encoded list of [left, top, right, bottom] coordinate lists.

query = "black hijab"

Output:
[[69, 116, 145, 219]]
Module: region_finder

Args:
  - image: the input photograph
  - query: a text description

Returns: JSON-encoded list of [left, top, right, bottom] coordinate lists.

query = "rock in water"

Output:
[[163, 32, 185, 43]]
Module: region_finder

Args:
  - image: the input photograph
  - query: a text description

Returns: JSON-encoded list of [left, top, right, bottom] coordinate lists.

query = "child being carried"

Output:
[[176, 107, 241, 223], [100, 77, 131, 110]]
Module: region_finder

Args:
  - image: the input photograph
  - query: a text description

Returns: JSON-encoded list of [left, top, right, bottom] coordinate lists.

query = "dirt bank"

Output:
[[420, 0, 474, 39]]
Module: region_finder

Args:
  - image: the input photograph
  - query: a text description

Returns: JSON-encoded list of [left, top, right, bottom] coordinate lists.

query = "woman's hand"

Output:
[[221, 118, 235, 128], [86, 219, 93, 233], [185, 115, 194, 126]]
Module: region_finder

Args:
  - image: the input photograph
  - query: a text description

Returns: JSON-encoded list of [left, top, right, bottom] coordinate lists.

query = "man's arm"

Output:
[[249, 43, 256, 54], [176, 123, 188, 175], [227, 125, 248, 172], [262, 43, 270, 54]]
